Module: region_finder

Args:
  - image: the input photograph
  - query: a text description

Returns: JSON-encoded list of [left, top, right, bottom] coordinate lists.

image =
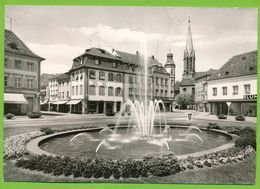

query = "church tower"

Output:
[[165, 50, 176, 98], [183, 18, 195, 79]]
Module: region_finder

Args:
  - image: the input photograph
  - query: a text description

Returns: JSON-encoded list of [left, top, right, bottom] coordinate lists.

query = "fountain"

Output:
[[69, 40, 204, 154]]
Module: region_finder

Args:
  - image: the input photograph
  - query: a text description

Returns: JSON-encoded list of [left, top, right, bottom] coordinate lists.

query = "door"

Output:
[[98, 101, 104, 113]]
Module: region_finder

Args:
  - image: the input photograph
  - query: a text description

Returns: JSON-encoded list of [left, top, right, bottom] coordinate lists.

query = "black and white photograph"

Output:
[[3, 6, 257, 184]]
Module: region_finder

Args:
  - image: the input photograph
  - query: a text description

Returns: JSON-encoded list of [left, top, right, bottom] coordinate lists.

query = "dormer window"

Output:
[[94, 59, 100, 65], [225, 71, 230, 75], [8, 42, 19, 50], [112, 62, 117, 68]]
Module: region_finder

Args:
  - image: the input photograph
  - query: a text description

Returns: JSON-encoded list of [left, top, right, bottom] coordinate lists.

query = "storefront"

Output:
[[4, 93, 28, 115]]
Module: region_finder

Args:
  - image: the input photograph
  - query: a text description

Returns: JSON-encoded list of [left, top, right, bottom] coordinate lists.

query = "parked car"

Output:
[[217, 114, 227, 119], [5, 113, 15, 120], [235, 115, 245, 121]]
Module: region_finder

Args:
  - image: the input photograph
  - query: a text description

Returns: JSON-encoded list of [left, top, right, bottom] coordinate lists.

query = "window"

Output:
[[26, 78, 34, 88], [171, 91, 174, 97], [155, 77, 159, 85], [67, 91, 69, 98], [62, 92, 64, 99], [156, 89, 159, 96], [171, 79, 174, 87], [165, 79, 168, 86], [4, 76, 8, 86], [161, 78, 164, 86], [72, 86, 74, 95], [165, 90, 167, 97], [222, 87, 227, 95], [27, 62, 34, 71], [89, 85, 96, 95], [108, 87, 113, 96], [80, 74, 83, 80], [115, 87, 121, 96], [76, 86, 78, 95], [233, 85, 238, 95], [15, 60, 22, 69], [183, 88, 187, 92], [99, 72, 105, 80], [58, 92, 61, 99], [161, 90, 164, 96], [116, 74, 122, 82], [171, 69, 173, 75], [203, 83, 207, 92], [244, 84, 251, 94], [99, 86, 105, 96], [108, 73, 114, 81], [4, 58, 9, 68], [112, 62, 117, 68], [213, 87, 217, 96], [14, 77, 21, 88], [129, 75, 133, 83], [94, 59, 100, 65], [80, 85, 83, 95], [129, 87, 133, 95], [89, 70, 96, 79]]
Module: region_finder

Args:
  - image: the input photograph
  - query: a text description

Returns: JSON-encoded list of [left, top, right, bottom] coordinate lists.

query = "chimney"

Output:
[[151, 55, 155, 60]]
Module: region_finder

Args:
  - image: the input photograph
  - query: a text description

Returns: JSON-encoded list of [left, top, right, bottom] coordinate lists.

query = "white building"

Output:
[[208, 50, 257, 117]]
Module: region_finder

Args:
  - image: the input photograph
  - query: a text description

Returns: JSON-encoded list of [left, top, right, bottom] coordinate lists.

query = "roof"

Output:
[[116, 50, 140, 65], [194, 69, 218, 80], [40, 74, 55, 87], [75, 48, 119, 61], [180, 78, 195, 86], [56, 72, 70, 81], [209, 50, 257, 81], [5, 29, 45, 60]]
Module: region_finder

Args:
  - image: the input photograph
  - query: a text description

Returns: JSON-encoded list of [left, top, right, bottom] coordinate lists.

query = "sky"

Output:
[[5, 6, 258, 81]]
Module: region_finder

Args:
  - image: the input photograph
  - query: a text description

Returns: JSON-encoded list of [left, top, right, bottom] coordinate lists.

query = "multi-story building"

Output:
[[4, 29, 44, 115], [194, 69, 217, 112], [208, 50, 257, 117], [180, 19, 196, 97], [41, 47, 176, 114]]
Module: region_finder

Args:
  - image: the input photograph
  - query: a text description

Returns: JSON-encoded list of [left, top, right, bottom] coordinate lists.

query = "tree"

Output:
[[175, 94, 195, 109]]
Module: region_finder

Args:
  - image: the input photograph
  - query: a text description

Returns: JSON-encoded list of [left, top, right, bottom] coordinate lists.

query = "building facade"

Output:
[[194, 69, 217, 112], [42, 47, 176, 114], [208, 50, 257, 117], [4, 30, 44, 115]]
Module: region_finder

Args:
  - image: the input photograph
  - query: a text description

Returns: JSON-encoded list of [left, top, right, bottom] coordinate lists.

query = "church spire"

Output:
[[185, 17, 195, 56]]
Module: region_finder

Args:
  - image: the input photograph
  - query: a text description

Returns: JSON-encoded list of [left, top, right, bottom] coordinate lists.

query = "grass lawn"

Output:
[[4, 154, 255, 184]]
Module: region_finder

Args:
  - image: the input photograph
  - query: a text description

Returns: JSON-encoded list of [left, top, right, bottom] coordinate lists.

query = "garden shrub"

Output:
[[5, 113, 15, 119], [40, 127, 55, 135], [27, 111, 42, 118], [217, 114, 227, 119], [235, 115, 245, 121], [235, 127, 256, 150], [207, 122, 220, 130]]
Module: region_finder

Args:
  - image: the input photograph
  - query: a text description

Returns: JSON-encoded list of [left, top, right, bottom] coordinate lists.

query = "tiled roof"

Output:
[[209, 50, 257, 81], [5, 29, 44, 60], [76, 48, 119, 61], [180, 78, 195, 86], [116, 50, 140, 65], [194, 69, 217, 79], [56, 72, 70, 81], [40, 74, 55, 87]]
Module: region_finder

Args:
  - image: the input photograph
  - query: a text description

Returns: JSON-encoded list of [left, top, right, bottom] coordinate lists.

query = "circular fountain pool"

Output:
[[38, 127, 232, 160]]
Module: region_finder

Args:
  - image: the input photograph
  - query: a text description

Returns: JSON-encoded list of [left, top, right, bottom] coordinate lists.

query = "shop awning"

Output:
[[53, 101, 68, 105], [40, 100, 48, 105], [66, 100, 82, 105], [4, 93, 28, 104]]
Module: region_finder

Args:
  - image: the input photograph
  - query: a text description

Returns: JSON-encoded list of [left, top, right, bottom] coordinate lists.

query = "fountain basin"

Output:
[[26, 126, 236, 160]]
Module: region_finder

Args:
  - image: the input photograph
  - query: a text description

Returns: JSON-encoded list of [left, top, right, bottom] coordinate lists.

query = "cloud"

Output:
[[27, 43, 84, 74]]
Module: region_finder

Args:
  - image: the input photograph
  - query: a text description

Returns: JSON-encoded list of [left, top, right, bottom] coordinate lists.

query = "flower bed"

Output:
[[15, 146, 255, 179], [4, 131, 44, 159]]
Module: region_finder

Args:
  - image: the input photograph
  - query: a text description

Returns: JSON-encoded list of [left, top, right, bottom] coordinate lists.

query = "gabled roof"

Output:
[[56, 72, 70, 81], [194, 69, 218, 80], [209, 50, 257, 81], [180, 78, 195, 86], [5, 29, 45, 60], [116, 50, 140, 65]]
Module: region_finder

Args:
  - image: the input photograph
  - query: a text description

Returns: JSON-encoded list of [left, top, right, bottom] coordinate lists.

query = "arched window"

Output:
[[99, 71, 105, 80], [89, 70, 96, 79], [116, 74, 122, 82], [115, 87, 122, 96], [108, 87, 113, 96], [108, 73, 114, 81]]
